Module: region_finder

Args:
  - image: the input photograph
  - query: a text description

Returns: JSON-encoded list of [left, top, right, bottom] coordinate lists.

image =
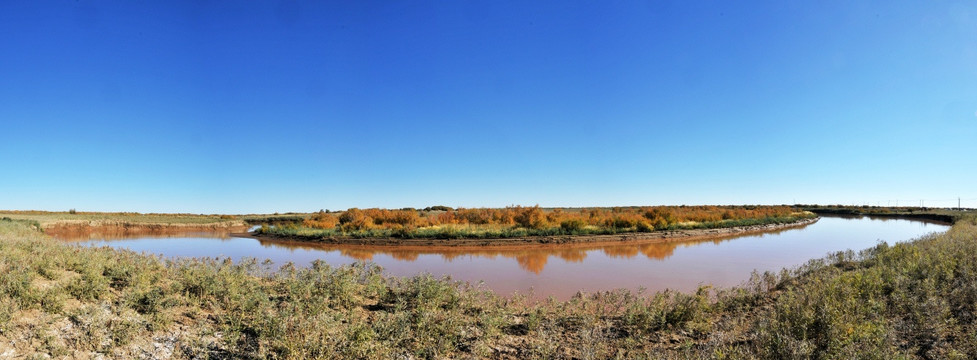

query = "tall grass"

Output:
[[1, 214, 975, 358]]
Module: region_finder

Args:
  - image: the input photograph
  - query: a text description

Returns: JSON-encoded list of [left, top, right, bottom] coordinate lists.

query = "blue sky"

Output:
[[1, 1, 975, 213]]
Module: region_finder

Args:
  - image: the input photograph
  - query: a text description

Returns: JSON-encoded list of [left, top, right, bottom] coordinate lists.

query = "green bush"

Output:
[[560, 219, 586, 233], [636, 221, 654, 232], [67, 271, 110, 301]]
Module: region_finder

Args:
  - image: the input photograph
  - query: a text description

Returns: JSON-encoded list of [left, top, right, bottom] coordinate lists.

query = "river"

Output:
[[55, 216, 948, 299]]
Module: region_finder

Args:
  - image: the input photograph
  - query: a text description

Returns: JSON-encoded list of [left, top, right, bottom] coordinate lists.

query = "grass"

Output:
[[1, 212, 976, 358]]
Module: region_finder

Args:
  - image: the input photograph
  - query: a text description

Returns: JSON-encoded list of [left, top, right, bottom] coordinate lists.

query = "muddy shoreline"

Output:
[[234, 217, 820, 248]]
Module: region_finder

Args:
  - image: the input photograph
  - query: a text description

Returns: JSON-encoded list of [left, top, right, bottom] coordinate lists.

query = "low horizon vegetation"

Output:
[[0, 210, 245, 227]]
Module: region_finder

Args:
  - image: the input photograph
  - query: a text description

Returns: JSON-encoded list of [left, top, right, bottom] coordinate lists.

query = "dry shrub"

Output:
[[339, 208, 374, 231], [304, 210, 338, 229], [514, 206, 547, 229]]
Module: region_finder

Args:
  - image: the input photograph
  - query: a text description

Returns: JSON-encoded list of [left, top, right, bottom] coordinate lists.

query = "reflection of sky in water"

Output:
[[68, 217, 949, 299]]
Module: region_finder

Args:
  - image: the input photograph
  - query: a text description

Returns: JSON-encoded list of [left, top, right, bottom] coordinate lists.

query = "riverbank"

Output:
[[0, 212, 977, 359], [0, 211, 251, 241], [1, 213, 975, 358], [244, 216, 820, 247]]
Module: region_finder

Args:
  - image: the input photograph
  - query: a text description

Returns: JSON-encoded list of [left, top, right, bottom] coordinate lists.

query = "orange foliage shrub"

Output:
[[514, 205, 547, 229], [432, 211, 456, 225], [303, 210, 338, 229], [560, 219, 587, 232], [604, 213, 649, 230], [456, 208, 493, 225], [338, 208, 374, 231]]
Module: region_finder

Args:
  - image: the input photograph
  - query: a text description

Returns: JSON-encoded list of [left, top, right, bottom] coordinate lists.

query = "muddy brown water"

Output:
[[55, 216, 948, 299]]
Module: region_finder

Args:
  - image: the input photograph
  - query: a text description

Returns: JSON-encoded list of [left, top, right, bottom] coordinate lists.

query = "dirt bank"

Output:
[[238, 217, 820, 247]]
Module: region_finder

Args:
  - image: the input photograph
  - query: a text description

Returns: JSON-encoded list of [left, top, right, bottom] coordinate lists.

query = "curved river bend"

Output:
[[55, 216, 948, 299]]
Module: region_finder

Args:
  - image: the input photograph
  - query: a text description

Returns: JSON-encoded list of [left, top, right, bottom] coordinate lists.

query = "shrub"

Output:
[[339, 208, 374, 231], [67, 271, 110, 301], [636, 221, 654, 232], [386, 210, 419, 226], [650, 217, 669, 230], [514, 205, 547, 229], [561, 219, 586, 233], [304, 210, 339, 229]]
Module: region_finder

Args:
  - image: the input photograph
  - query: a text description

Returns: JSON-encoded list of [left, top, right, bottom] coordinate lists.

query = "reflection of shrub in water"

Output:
[[602, 245, 640, 259], [639, 242, 680, 260], [515, 253, 548, 274]]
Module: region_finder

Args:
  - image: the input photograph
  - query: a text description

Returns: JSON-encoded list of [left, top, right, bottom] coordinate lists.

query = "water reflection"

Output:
[[50, 226, 247, 241], [251, 239, 684, 274], [60, 223, 805, 275], [254, 236, 741, 274]]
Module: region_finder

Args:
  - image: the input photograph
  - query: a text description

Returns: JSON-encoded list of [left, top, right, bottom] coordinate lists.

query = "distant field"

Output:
[[0, 211, 244, 226]]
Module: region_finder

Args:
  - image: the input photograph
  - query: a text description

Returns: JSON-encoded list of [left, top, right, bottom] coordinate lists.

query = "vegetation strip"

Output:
[[248, 216, 819, 247], [252, 205, 816, 244]]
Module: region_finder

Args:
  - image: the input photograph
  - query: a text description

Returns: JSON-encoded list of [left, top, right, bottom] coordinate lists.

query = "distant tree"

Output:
[[424, 205, 453, 212]]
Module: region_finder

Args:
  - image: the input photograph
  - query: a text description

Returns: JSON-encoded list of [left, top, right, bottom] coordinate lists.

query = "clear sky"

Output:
[[1, 1, 975, 214]]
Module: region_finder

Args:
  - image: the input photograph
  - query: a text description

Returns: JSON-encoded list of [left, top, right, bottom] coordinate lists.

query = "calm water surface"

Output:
[[58, 216, 948, 299]]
